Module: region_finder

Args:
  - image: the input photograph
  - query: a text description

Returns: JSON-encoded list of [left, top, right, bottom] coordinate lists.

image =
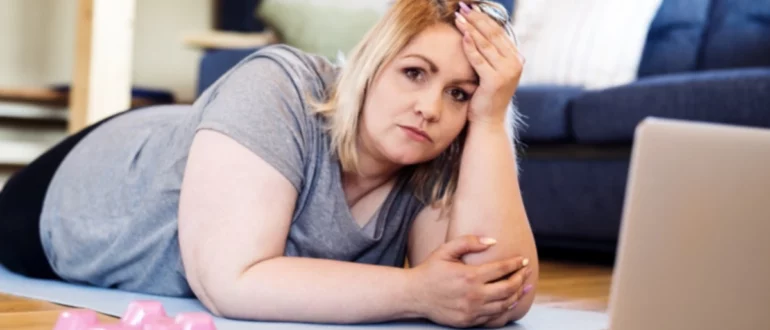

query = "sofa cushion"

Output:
[[570, 68, 770, 143], [637, 0, 712, 77], [512, 0, 663, 90], [698, 0, 770, 70], [515, 86, 583, 142], [256, 0, 389, 60]]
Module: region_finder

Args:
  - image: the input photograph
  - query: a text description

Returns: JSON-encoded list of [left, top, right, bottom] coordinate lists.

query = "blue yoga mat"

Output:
[[0, 265, 607, 329]]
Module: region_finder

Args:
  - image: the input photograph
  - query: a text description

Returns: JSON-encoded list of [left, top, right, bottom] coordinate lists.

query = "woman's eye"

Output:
[[404, 68, 424, 82], [450, 89, 470, 102]]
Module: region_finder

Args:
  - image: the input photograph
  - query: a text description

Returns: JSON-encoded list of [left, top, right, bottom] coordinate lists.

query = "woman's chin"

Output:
[[385, 150, 437, 167]]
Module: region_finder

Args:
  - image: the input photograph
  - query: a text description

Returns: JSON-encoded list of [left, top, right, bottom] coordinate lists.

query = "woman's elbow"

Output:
[[510, 298, 535, 324], [187, 275, 226, 318], [199, 295, 226, 318], [461, 233, 538, 266], [194, 280, 253, 320], [185, 266, 242, 319]]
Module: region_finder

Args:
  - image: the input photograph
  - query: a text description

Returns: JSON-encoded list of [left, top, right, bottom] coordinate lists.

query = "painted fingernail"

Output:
[[473, 4, 483, 12], [521, 258, 529, 267], [522, 284, 534, 295], [508, 301, 518, 310], [459, 1, 472, 14], [454, 11, 467, 24], [480, 237, 497, 245]]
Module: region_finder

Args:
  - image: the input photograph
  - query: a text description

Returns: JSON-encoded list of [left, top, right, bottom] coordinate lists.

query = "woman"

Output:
[[0, 0, 538, 328]]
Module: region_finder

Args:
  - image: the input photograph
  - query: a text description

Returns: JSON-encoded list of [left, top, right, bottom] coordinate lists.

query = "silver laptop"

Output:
[[606, 117, 770, 330]]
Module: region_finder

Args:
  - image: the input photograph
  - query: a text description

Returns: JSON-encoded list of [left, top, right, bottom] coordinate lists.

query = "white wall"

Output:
[[0, 0, 212, 102]]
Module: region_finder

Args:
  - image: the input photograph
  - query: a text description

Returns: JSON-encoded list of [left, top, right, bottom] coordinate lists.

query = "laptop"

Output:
[[605, 117, 770, 330]]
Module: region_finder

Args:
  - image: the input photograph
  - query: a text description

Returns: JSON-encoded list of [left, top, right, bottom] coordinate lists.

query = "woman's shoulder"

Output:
[[237, 44, 340, 96], [190, 45, 341, 191], [192, 43, 341, 127]]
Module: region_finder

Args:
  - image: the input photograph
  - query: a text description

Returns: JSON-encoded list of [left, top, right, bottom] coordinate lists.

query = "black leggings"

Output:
[[0, 107, 142, 279]]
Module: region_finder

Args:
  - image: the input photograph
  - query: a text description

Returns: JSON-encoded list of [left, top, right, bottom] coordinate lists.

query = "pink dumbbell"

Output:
[[52, 310, 99, 330], [174, 313, 217, 330], [120, 301, 169, 327], [52, 301, 217, 330]]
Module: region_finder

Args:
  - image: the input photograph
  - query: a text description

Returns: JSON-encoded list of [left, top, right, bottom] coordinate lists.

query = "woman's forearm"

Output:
[[447, 121, 538, 309], [207, 256, 419, 323], [444, 4, 536, 322]]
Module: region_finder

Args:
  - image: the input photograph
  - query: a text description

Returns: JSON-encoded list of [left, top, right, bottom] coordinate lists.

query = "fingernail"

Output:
[[508, 301, 518, 310], [458, 1, 472, 14], [473, 4, 483, 12], [454, 11, 467, 24], [522, 284, 534, 295], [521, 258, 529, 267], [480, 237, 497, 245]]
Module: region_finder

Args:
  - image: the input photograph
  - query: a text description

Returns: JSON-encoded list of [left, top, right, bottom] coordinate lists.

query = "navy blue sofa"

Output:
[[196, 0, 770, 255]]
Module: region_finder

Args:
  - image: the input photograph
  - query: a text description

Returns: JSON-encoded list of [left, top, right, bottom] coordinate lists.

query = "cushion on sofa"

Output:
[[256, 0, 390, 60], [515, 86, 583, 142], [512, 0, 663, 90], [570, 68, 770, 143], [698, 0, 770, 70], [637, 0, 712, 77]]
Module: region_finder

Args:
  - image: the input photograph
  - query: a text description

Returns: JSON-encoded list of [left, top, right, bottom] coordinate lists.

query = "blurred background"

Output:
[[1, 0, 768, 261], [0, 0, 211, 104]]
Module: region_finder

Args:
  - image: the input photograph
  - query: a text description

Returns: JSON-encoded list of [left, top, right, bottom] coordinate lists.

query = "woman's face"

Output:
[[359, 22, 477, 168]]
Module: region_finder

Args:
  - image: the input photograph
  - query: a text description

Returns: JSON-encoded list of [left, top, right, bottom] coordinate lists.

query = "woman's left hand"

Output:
[[454, 2, 524, 127]]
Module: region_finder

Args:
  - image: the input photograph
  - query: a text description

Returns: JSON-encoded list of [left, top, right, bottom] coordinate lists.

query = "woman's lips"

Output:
[[399, 125, 433, 143]]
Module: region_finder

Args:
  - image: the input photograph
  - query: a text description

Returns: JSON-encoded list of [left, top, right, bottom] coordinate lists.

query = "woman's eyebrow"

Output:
[[403, 54, 438, 73], [403, 54, 478, 85]]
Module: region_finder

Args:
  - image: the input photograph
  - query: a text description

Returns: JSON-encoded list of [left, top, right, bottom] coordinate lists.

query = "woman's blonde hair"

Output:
[[312, 0, 521, 208]]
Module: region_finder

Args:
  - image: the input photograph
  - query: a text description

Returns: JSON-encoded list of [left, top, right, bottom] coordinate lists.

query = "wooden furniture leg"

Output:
[[69, 0, 136, 133]]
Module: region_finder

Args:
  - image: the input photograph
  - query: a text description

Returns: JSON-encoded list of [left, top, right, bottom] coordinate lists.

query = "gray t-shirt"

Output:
[[39, 45, 425, 297]]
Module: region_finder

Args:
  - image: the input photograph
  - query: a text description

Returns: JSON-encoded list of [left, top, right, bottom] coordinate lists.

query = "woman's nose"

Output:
[[415, 92, 442, 122]]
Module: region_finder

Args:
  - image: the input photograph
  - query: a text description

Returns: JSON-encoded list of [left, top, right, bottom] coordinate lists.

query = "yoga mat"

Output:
[[0, 265, 608, 329]]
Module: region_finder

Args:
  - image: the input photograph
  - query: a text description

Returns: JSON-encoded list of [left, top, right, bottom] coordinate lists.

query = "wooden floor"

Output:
[[0, 260, 613, 329]]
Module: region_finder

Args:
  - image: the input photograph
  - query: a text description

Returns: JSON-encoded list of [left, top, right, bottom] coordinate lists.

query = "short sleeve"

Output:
[[195, 49, 316, 191]]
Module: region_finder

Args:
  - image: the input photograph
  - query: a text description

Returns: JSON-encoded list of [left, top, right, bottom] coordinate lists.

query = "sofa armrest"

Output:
[[570, 67, 770, 143]]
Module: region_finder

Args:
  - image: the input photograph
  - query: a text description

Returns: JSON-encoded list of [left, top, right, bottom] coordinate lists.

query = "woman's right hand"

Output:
[[406, 235, 532, 328]]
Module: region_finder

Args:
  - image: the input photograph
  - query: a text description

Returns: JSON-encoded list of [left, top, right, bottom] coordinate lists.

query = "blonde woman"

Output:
[[0, 0, 537, 328]]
